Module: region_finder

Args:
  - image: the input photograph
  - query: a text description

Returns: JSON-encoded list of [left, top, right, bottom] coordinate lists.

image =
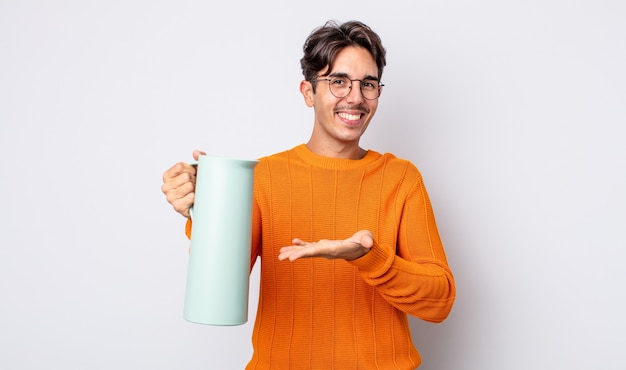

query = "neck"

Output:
[[305, 139, 366, 160]]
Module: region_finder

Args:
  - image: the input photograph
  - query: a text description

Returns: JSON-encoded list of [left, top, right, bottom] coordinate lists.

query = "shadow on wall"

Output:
[[378, 91, 463, 369], [410, 316, 457, 369]]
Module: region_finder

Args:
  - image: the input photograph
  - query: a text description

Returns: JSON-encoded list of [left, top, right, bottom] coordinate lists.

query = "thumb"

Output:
[[192, 150, 207, 161], [359, 232, 374, 249]]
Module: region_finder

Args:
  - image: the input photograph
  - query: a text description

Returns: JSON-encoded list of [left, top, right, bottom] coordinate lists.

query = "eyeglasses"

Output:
[[311, 76, 384, 100]]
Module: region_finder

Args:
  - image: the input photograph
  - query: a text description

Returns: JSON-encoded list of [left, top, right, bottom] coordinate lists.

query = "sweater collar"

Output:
[[292, 144, 382, 170]]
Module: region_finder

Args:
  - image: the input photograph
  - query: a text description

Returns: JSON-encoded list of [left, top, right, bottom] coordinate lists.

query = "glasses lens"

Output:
[[328, 77, 380, 100], [360, 80, 380, 100], [328, 77, 350, 98]]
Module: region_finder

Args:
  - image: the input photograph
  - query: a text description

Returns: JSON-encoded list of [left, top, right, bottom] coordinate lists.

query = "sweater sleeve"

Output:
[[348, 175, 456, 323]]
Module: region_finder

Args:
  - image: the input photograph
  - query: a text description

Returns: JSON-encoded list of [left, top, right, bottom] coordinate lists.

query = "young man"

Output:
[[162, 20, 455, 369]]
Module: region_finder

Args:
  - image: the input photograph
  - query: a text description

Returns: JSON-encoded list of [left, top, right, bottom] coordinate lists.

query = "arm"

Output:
[[352, 175, 455, 322], [279, 176, 455, 323]]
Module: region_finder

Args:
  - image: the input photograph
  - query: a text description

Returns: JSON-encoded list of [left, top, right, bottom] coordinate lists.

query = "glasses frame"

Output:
[[311, 76, 384, 100]]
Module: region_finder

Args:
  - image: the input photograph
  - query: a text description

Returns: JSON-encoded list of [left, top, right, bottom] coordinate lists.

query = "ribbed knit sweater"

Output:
[[188, 144, 455, 369]]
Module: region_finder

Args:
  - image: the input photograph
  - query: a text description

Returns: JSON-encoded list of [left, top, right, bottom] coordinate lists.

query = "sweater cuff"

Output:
[[185, 218, 192, 239], [348, 241, 394, 277]]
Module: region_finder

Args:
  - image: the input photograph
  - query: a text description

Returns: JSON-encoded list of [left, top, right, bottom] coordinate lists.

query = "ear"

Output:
[[300, 80, 315, 107]]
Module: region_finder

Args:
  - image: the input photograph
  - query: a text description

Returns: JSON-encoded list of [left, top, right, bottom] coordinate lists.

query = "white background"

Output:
[[1, 1, 625, 369]]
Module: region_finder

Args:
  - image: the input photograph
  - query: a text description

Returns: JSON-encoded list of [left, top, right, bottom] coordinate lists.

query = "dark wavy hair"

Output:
[[300, 20, 387, 92]]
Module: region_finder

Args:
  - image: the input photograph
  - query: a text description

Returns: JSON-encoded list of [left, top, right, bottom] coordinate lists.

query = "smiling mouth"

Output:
[[337, 112, 362, 121]]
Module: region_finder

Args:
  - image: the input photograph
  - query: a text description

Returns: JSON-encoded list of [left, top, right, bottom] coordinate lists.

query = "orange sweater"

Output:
[[188, 144, 455, 369]]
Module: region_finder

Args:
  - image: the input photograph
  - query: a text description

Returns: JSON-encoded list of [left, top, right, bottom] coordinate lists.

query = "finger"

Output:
[[192, 150, 207, 161], [291, 238, 307, 246], [277, 251, 291, 261], [163, 162, 196, 182], [161, 173, 196, 200], [171, 192, 195, 217], [167, 171, 196, 190], [164, 180, 196, 203], [278, 244, 315, 261], [284, 248, 309, 262], [279, 245, 304, 254], [282, 242, 326, 261], [278, 246, 300, 261]]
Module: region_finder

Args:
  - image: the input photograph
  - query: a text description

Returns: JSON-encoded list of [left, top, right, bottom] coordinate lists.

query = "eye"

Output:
[[362, 81, 377, 90], [331, 77, 349, 86]]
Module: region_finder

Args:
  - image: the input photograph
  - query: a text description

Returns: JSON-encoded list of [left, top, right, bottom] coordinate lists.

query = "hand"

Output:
[[161, 150, 206, 218], [278, 230, 374, 262]]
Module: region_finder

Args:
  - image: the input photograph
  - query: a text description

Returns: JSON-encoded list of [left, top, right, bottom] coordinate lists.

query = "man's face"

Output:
[[302, 46, 380, 148]]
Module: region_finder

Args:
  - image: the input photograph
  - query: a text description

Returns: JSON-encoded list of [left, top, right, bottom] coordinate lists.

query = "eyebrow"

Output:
[[328, 72, 379, 81]]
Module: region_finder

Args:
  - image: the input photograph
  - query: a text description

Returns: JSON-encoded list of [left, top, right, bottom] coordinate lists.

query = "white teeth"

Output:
[[338, 112, 361, 121]]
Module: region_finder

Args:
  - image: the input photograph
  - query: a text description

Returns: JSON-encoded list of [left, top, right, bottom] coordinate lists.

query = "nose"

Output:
[[345, 81, 365, 104]]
